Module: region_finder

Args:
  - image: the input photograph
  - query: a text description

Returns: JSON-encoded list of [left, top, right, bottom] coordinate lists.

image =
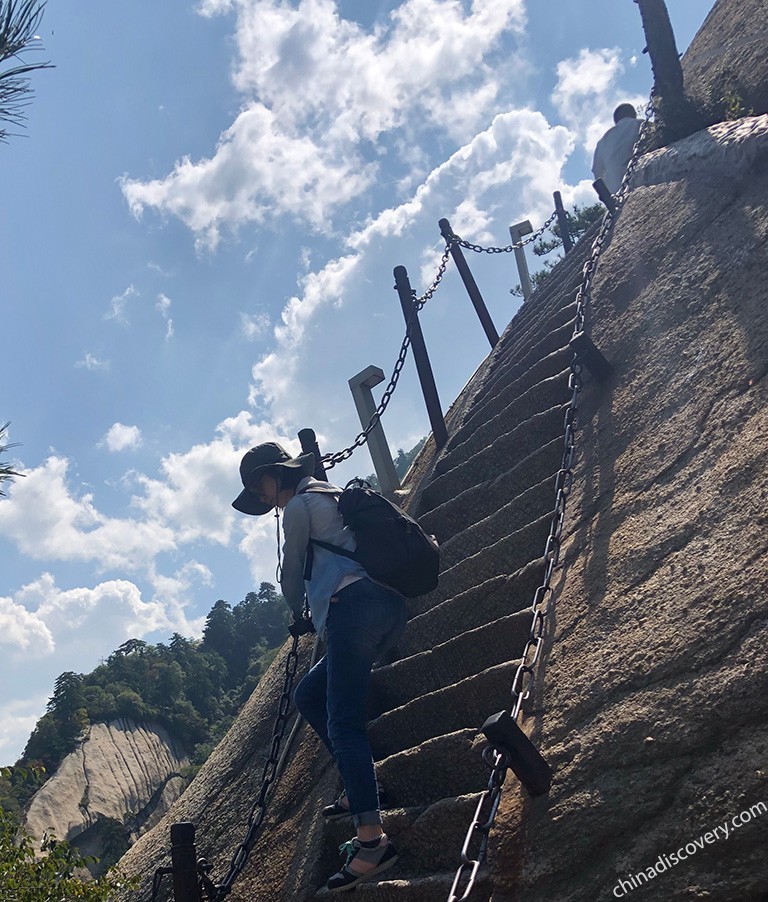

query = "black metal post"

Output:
[[553, 191, 573, 254], [592, 179, 617, 214], [438, 218, 499, 348], [170, 822, 202, 902], [393, 266, 448, 450], [298, 427, 328, 481]]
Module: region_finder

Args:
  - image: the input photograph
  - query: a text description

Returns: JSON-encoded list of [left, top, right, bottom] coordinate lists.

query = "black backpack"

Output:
[[299, 481, 439, 598]]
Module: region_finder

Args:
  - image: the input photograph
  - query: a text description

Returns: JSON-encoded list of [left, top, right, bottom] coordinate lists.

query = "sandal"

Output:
[[322, 788, 391, 821], [326, 834, 399, 893], [322, 795, 351, 821]]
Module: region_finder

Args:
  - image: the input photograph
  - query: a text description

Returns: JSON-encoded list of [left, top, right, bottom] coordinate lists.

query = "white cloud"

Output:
[[240, 310, 271, 341], [551, 47, 646, 151], [105, 284, 139, 325], [248, 253, 360, 422], [156, 293, 174, 339], [0, 571, 204, 662], [121, 104, 374, 250], [75, 353, 110, 372], [0, 595, 54, 655], [133, 411, 298, 545], [18, 573, 174, 640], [0, 696, 49, 766], [147, 260, 171, 276], [121, 0, 527, 243], [102, 422, 143, 452], [245, 106, 573, 433], [0, 456, 176, 571]]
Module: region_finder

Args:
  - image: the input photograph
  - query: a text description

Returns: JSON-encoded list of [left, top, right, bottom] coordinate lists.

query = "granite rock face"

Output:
[[682, 0, 768, 121], [23, 719, 188, 870], [489, 116, 768, 902]]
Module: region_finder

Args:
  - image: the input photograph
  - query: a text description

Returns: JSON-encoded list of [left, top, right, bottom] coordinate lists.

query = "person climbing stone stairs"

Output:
[[308, 220, 604, 900]]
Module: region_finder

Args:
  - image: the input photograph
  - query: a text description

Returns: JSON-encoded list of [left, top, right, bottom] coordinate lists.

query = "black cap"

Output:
[[232, 442, 315, 515]]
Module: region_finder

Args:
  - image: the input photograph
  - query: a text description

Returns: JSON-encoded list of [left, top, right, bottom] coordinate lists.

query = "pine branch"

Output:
[[0, 0, 52, 142]]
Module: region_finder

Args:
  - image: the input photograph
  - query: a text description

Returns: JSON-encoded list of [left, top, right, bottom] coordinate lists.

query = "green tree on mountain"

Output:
[[12, 583, 290, 797], [0, 807, 135, 899]]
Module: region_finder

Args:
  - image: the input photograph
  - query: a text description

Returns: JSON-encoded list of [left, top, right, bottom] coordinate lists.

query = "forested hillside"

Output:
[[0, 583, 290, 821]]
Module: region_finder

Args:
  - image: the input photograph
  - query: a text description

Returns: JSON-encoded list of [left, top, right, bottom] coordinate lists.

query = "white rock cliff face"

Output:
[[24, 719, 188, 848]]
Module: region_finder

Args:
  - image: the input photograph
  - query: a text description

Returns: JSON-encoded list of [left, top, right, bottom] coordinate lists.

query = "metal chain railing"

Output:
[[320, 237, 455, 470], [455, 209, 557, 255], [322, 206, 558, 470], [447, 96, 654, 902], [150, 635, 302, 902], [209, 635, 301, 899]]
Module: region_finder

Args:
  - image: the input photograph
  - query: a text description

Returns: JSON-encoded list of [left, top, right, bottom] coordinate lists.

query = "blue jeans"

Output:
[[294, 578, 407, 827]]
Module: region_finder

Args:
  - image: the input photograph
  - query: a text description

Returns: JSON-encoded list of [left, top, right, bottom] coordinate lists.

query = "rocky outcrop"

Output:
[[487, 116, 768, 902], [682, 0, 768, 121], [24, 719, 188, 871]]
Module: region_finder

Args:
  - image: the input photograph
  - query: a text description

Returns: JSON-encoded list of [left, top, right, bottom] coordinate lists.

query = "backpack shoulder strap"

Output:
[[296, 485, 356, 578]]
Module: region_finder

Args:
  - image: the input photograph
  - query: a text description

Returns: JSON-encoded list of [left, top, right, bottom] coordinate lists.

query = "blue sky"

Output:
[[0, 0, 711, 763]]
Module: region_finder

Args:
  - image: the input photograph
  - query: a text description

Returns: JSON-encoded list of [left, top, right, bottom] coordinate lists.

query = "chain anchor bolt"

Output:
[[569, 330, 613, 382], [481, 711, 552, 797]]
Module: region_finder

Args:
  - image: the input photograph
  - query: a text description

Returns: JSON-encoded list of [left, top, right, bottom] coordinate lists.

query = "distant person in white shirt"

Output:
[[591, 103, 642, 194]]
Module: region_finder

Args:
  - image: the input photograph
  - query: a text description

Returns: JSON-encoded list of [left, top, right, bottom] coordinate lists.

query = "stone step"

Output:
[[410, 512, 550, 616], [334, 869, 491, 902], [435, 369, 570, 480], [453, 340, 573, 455], [323, 793, 488, 879], [439, 475, 553, 571], [418, 438, 562, 541], [375, 729, 488, 809], [514, 218, 600, 316], [384, 793, 487, 877], [371, 609, 535, 715], [467, 301, 576, 417], [369, 662, 517, 760], [419, 404, 567, 515], [396, 560, 543, 660], [458, 322, 575, 444]]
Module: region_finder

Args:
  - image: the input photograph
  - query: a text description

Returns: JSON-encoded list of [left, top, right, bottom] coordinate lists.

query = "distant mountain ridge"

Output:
[[0, 583, 291, 871]]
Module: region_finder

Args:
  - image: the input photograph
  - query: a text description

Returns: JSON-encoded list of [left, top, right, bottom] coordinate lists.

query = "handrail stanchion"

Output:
[[348, 366, 401, 494], [298, 427, 328, 481], [393, 266, 448, 450], [170, 822, 203, 902], [438, 218, 499, 348], [553, 191, 573, 254], [509, 220, 534, 302]]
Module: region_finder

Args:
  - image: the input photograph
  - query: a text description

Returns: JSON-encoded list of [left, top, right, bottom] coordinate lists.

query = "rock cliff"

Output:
[[681, 0, 768, 122], [24, 719, 188, 873]]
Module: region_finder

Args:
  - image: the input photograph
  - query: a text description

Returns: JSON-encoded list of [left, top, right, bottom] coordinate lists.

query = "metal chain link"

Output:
[[211, 636, 302, 898], [447, 94, 654, 902], [147, 637, 304, 901], [455, 210, 557, 255], [415, 238, 456, 307], [322, 208, 557, 470]]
